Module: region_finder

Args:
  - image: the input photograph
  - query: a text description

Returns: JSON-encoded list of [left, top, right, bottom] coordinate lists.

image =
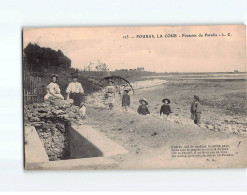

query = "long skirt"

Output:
[[69, 93, 82, 107], [44, 93, 64, 100]]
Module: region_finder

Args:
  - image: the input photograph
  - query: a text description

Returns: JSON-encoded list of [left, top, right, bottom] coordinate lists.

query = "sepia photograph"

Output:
[[23, 25, 247, 170]]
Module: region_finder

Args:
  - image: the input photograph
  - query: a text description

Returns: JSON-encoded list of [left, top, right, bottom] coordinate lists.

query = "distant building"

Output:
[[136, 67, 144, 71], [234, 70, 239, 73]]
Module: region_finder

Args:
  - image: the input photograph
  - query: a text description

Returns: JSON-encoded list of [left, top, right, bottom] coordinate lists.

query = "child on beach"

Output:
[[122, 90, 130, 111], [105, 81, 116, 110], [137, 99, 150, 115], [160, 98, 172, 117], [191, 95, 202, 125], [79, 94, 87, 117], [79, 103, 86, 117]]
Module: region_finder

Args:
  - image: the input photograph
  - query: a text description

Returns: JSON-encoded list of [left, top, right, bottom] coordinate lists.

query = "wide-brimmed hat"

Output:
[[51, 74, 58, 78], [162, 98, 170, 104], [194, 95, 200, 101], [71, 72, 79, 78], [139, 99, 148, 105]]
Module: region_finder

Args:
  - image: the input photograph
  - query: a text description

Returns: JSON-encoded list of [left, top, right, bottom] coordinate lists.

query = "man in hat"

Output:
[[122, 83, 131, 94], [66, 73, 84, 107], [191, 95, 202, 125], [44, 74, 64, 100], [122, 89, 130, 111], [160, 98, 172, 116], [137, 99, 150, 115]]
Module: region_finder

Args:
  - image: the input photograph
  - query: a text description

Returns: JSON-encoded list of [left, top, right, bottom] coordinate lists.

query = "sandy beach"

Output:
[[83, 73, 247, 169], [87, 73, 246, 136]]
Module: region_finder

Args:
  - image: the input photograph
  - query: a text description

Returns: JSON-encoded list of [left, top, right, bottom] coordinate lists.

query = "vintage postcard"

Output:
[[23, 25, 247, 170]]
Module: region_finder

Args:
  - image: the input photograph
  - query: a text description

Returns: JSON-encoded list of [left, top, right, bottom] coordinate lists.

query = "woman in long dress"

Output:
[[44, 74, 64, 100]]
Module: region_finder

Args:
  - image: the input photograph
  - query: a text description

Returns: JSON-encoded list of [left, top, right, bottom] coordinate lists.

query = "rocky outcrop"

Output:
[[24, 98, 86, 161]]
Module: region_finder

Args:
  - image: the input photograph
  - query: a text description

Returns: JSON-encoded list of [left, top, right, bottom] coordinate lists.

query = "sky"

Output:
[[23, 25, 246, 72]]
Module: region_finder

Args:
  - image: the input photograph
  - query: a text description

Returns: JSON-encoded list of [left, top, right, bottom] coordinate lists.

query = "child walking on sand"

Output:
[[122, 90, 130, 111], [137, 99, 150, 115], [191, 95, 202, 125], [160, 98, 172, 117]]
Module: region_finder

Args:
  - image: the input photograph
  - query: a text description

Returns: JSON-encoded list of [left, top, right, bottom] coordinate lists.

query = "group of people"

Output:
[[104, 81, 131, 111], [45, 75, 202, 125], [44, 73, 86, 115], [105, 81, 202, 125], [137, 95, 202, 125], [137, 98, 172, 117]]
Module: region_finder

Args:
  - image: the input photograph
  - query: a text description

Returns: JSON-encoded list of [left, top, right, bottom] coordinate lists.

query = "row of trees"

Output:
[[23, 43, 71, 72], [23, 43, 110, 73]]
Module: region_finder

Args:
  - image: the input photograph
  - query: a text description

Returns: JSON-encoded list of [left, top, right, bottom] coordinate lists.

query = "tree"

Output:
[[95, 60, 108, 71], [23, 43, 71, 72], [83, 62, 94, 71]]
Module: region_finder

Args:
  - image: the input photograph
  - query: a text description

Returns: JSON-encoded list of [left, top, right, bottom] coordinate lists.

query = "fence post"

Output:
[[23, 72, 45, 104]]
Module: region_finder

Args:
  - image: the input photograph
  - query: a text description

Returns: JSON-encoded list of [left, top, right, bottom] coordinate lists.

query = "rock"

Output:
[[33, 123, 42, 127], [205, 121, 214, 125], [207, 125, 214, 130], [56, 123, 65, 132], [30, 117, 40, 122], [24, 98, 87, 161], [37, 108, 48, 113], [151, 131, 158, 136]]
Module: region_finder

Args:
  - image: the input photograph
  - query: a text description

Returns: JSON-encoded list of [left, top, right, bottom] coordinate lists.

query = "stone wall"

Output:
[[24, 98, 86, 161]]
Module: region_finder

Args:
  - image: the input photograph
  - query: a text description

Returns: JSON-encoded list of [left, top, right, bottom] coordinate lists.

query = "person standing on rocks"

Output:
[[191, 95, 202, 125], [66, 73, 84, 107], [44, 74, 64, 100]]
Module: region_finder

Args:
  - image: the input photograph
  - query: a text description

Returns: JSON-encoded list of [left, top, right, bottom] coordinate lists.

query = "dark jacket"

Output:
[[160, 104, 172, 115], [137, 105, 150, 115], [191, 101, 202, 114], [122, 94, 130, 107]]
